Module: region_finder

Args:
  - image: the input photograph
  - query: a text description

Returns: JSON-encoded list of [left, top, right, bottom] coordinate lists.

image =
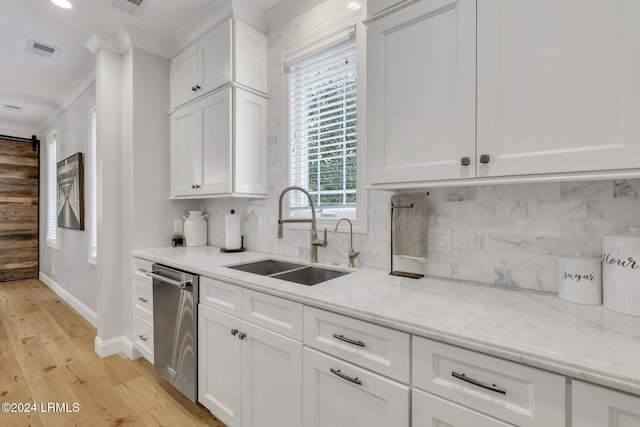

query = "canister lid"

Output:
[[559, 252, 600, 261], [604, 227, 640, 239]]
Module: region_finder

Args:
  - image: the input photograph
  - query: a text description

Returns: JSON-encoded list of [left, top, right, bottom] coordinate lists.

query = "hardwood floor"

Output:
[[0, 279, 226, 427]]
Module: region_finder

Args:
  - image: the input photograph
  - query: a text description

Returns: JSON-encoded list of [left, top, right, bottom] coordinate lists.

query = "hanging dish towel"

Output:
[[391, 193, 428, 259]]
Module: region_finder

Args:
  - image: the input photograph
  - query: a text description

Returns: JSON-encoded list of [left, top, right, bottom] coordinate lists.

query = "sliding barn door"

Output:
[[0, 138, 38, 281]]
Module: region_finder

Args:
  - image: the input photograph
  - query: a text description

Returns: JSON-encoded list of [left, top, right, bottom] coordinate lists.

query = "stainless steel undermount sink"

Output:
[[227, 259, 350, 286]]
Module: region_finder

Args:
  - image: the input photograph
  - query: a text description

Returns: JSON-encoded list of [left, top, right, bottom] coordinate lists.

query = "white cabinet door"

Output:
[[412, 388, 515, 427], [200, 20, 232, 95], [234, 20, 268, 94], [170, 103, 199, 197], [303, 347, 409, 427], [367, 0, 476, 185], [477, 0, 640, 177], [171, 44, 198, 109], [234, 89, 268, 196], [200, 88, 232, 195], [572, 380, 640, 427], [198, 304, 243, 427], [241, 321, 302, 427]]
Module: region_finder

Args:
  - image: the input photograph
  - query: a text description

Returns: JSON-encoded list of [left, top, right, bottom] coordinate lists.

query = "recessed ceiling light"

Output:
[[51, 0, 72, 9], [347, 2, 362, 10]]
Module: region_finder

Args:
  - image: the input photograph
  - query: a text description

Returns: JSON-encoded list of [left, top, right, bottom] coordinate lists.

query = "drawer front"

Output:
[[242, 288, 302, 340], [132, 257, 153, 282], [134, 317, 154, 363], [412, 388, 515, 427], [413, 337, 565, 427], [303, 347, 409, 427], [133, 278, 153, 321], [303, 306, 410, 383], [199, 276, 242, 316]]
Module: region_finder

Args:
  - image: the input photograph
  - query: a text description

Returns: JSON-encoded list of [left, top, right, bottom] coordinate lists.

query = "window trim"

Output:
[[46, 130, 60, 249], [281, 10, 368, 234]]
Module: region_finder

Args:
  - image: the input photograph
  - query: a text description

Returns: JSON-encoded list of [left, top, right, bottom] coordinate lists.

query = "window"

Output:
[[46, 132, 58, 248], [89, 107, 97, 264], [288, 37, 358, 221]]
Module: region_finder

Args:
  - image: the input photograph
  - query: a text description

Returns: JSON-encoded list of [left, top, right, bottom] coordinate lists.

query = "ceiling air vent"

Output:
[[2, 104, 24, 112], [26, 39, 60, 59], [107, 0, 144, 15]]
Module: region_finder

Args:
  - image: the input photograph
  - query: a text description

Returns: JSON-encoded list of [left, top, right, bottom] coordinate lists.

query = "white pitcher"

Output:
[[183, 211, 208, 247]]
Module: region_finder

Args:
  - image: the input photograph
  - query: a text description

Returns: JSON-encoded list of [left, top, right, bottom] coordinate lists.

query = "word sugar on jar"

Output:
[[557, 253, 602, 305], [602, 227, 640, 317]]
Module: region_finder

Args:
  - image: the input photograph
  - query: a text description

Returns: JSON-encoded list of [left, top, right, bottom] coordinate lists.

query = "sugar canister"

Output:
[[602, 227, 640, 317], [557, 253, 602, 305]]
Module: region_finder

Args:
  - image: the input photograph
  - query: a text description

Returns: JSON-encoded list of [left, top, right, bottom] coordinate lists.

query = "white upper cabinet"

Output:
[[367, 0, 640, 188], [170, 19, 267, 111], [170, 87, 267, 198], [477, 0, 640, 178], [367, 0, 476, 185]]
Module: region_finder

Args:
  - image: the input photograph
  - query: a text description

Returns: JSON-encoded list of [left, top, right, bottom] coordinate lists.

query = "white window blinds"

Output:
[[46, 134, 57, 246], [89, 107, 97, 262], [289, 37, 357, 217]]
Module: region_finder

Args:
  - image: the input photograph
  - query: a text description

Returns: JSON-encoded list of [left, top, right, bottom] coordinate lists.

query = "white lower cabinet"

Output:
[[412, 388, 515, 427], [303, 347, 409, 427], [198, 281, 303, 427], [131, 257, 153, 363], [572, 380, 640, 427]]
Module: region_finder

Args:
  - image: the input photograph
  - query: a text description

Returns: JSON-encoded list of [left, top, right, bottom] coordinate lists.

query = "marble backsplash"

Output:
[[200, 179, 640, 294]]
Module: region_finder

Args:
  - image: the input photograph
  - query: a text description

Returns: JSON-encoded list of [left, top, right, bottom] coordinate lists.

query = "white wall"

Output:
[[39, 83, 98, 315]]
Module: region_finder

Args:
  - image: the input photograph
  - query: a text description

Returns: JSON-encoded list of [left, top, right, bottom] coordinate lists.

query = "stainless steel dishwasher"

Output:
[[147, 263, 198, 402]]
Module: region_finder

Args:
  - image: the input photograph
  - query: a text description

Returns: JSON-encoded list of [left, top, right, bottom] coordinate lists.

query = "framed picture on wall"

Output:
[[57, 152, 84, 230]]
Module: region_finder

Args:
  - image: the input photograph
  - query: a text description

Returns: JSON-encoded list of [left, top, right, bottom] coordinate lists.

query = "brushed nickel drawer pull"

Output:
[[451, 371, 506, 395], [330, 368, 362, 385], [332, 333, 365, 347], [138, 334, 148, 342], [138, 297, 148, 303]]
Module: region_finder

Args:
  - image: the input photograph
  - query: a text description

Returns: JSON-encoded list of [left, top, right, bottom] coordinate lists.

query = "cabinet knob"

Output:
[[479, 154, 491, 164], [191, 86, 197, 92], [195, 85, 201, 91], [460, 157, 471, 166], [238, 332, 247, 340], [230, 328, 239, 336], [138, 334, 148, 341]]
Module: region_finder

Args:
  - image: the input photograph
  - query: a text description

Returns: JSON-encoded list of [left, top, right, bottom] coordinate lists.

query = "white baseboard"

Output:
[[39, 272, 98, 327], [95, 335, 136, 359]]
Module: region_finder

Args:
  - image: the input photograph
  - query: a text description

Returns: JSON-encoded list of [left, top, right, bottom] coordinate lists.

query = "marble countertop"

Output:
[[131, 245, 640, 396]]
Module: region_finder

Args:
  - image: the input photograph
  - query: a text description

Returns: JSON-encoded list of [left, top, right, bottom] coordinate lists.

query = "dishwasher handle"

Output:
[[146, 271, 192, 289]]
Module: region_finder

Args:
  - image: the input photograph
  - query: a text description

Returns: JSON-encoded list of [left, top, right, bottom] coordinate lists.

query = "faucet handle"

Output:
[[348, 249, 360, 268], [313, 228, 328, 247]]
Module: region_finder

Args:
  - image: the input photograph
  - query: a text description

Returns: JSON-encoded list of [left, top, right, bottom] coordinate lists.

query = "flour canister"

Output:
[[557, 253, 602, 305], [602, 227, 640, 316], [183, 211, 208, 247]]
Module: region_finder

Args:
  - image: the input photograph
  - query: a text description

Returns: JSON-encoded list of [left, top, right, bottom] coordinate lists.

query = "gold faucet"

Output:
[[277, 186, 328, 263], [334, 218, 360, 268]]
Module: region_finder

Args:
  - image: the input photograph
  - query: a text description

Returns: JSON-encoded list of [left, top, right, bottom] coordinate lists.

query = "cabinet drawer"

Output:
[[412, 388, 515, 427], [133, 278, 153, 321], [132, 258, 153, 282], [199, 276, 242, 316], [134, 317, 154, 363], [303, 306, 410, 383], [303, 347, 409, 427], [413, 337, 565, 427], [242, 288, 302, 340]]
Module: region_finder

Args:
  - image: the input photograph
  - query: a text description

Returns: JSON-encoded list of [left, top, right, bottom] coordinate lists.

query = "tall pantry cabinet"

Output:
[[169, 19, 268, 199]]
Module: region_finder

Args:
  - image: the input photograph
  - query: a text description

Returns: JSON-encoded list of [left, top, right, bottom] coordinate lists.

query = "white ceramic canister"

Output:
[[602, 227, 640, 317], [557, 253, 602, 305], [183, 211, 208, 247]]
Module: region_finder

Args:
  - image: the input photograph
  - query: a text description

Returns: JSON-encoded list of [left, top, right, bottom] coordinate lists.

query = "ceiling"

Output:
[[0, 0, 281, 134]]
